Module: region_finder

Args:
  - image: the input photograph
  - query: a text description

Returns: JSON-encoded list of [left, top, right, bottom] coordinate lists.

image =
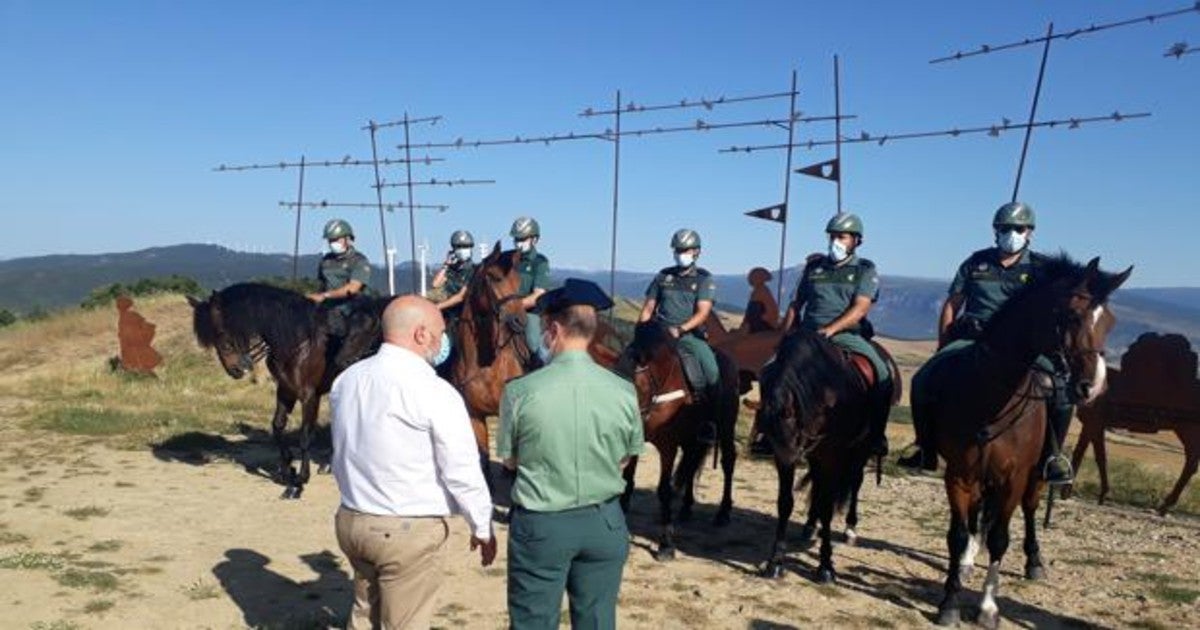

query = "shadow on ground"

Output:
[[214, 548, 352, 629]]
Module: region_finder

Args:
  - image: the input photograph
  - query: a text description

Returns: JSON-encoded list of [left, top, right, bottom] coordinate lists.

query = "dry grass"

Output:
[[182, 578, 221, 601], [63, 506, 110, 521], [0, 550, 65, 571], [1073, 458, 1200, 515]]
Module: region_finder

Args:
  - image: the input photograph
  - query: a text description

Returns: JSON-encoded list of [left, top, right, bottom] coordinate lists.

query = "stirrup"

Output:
[[1041, 453, 1074, 486]]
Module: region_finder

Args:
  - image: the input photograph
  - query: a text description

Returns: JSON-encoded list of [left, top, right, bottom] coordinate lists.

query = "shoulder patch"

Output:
[[805, 252, 824, 264]]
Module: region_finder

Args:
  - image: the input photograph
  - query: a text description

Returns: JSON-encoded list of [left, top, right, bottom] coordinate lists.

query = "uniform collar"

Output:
[[991, 247, 1031, 267], [377, 343, 434, 374], [519, 246, 538, 261], [673, 264, 699, 276], [825, 253, 858, 268], [549, 349, 592, 364], [330, 247, 357, 260]]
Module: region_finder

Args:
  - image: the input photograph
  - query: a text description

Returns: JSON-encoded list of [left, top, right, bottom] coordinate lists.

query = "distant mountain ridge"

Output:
[[1, 244, 1195, 356]]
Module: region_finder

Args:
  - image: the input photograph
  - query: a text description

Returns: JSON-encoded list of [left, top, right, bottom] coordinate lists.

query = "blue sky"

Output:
[[1, 1, 1197, 287]]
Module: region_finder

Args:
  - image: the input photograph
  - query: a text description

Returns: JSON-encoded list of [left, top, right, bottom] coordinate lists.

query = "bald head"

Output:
[[382, 295, 445, 360]]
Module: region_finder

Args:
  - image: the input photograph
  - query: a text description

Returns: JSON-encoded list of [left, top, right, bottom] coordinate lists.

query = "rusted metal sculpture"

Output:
[[1069, 332, 1200, 515], [115, 295, 162, 375]]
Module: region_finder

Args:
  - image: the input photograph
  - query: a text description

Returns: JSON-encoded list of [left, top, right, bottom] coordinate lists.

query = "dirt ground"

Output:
[[0, 300, 1197, 629]]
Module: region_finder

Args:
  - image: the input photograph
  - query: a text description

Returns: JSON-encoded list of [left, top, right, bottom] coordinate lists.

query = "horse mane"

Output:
[[758, 329, 856, 462], [980, 253, 1096, 339], [208, 283, 321, 350]]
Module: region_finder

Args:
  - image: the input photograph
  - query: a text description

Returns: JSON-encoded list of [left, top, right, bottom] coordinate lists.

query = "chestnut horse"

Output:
[[189, 283, 386, 499], [618, 321, 741, 560], [913, 256, 1130, 628]]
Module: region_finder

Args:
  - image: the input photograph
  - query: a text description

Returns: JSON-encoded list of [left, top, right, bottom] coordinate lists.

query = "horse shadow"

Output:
[[212, 548, 352, 628], [152, 422, 333, 482]]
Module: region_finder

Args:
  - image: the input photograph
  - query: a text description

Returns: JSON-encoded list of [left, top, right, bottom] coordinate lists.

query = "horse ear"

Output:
[[1097, 265, 1134, 300], [486, 242, 502, 263], [1085, 257, 1101, 276], [186, 295, 201, 308]]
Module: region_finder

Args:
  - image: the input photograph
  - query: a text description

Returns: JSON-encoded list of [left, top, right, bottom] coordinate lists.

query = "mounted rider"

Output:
[[899, 202, 1075, 485], [639, 228, 721, 444], [307, 218, 371, 339], [781, 212, 891, 454], [510, 216, 552, 369], [433, 229, 477, 323]]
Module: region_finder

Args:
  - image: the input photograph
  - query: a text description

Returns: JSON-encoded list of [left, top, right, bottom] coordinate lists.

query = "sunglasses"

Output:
[[997, 225, 1030, 235]]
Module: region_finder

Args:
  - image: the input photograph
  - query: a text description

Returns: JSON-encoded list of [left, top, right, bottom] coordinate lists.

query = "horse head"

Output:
[[462, 242, 525, 366], [758, 329, 853, 463], [188, 291, 253, 379], [1058, 257, 1132, 404]]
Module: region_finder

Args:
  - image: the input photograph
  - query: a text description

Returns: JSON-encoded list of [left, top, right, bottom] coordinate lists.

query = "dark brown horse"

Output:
[[618, 321, 741, 560], [448, 244, 619, 490], [756, 328, 899, 582], [913, 256, 1130, 628], [189, 283, 386, 499]]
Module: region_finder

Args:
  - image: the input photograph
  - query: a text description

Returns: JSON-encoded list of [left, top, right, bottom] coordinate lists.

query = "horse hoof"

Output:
[[977, 608, 1000, 630], [712, 511, 731, 527], [958, 566, 974, 582], [816, 568, 837, 585], [654, 547, 676, 562], [1025, 565, 1046, 581], [935, 606, 960, 627], [797, 525, 815, 546], [761, 562, 785, 579], [317, 464, 331, 475], [843, 529, 858, 547], [280, 486, 297, 500]]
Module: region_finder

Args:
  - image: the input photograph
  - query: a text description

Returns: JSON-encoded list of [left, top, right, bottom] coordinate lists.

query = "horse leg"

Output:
[[763, 461, 796, 579], [654, 443, 680, 561], [1023, 482, 1047, 580], [1094, 428, 1110, 505], [978, 494, 1020, 630], [958, 501, 982, 583], [936, 482, 972, 626], [270, 390, 297, 488], [713, 408, 737, 527], [1064, 423, 1093, 500], [470, 416, 493, 496], [676, 444, 699, 524], [620, 455, 639, 514], [1158, 430, 1198, 516], [284, 394, 319, 500], [844, 464, 864, 546], [814, 477, 838, 584]]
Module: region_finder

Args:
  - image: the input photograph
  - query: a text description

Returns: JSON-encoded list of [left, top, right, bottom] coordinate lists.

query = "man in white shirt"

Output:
[[330, 295, 496, 630]]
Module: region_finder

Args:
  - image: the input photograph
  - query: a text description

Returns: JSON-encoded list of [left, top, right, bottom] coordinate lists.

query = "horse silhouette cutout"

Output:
[[116, 295, 162, 375], [1069, 332, 1200, 515]]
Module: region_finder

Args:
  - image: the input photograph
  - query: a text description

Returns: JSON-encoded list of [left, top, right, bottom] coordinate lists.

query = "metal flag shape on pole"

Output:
[[795, 158, 840, 182], [745, 202, 788, 224]]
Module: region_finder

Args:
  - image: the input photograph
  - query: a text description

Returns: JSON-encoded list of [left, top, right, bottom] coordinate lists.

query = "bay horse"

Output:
[[756, 328, 899, 582], [913, 256, 1130, 628], [618, 321, 741, 560], [448, 244, 619, 491], [189, 283, 386, 499]]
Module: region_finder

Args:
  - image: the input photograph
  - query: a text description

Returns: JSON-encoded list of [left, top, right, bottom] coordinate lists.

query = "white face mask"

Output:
[[515, 239, 533, 253], [454, 247, 472, 262], [828, 240, 850, 263], [674, 252, 696, 268], [537, 326, 554, 363], [427, 331, 451, 367], [329, 240, 347, 255], [996, 229, 1028, 254]]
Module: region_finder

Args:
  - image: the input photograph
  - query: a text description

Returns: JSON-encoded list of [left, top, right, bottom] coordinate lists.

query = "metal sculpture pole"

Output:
[[777, 71, 798, 307], [1012, 23, 1054, 203], [291, 155, 306, 282], [608, 90, 622, 313], [834, 56, 843, 212], [366, 121, 394, 294]]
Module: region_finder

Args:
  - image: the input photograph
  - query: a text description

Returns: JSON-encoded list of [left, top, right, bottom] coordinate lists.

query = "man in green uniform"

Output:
[[780, 212, 891, 453], [510, 216, 552, 368], [499, 278, 643, 630], [899, 202, 1074, 484], [307, 218, 372, 337], [638, 228, 721, 442], [432, 229, 476, 321]]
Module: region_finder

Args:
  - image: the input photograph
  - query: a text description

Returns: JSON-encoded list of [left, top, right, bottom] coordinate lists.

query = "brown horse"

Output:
[[190, 283, 386, 499], [756, 328, 899, 582], [448, 244, 619, 490], [618, 321, 741, 560], [1069, 366, 1200, 515], [914, 256, 1130, 628]]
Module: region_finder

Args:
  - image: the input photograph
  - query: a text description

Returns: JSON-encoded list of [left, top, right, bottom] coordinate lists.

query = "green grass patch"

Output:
[[23, 487, 46, 502], [31, 406, 201, 437], [63, 506, 110, 521], [0, 551, 65, 570], [1129, 619, 1172, 630], [87, 540, 123, 553], [1150, 584, 1200, 605], [30, 621, 82, 630], [0, 531, 30, 545], [55, 569, 119, 591], [83, 598, 115, 614], [889, 405, 912, 425], [1072, 457, 1200, 515]]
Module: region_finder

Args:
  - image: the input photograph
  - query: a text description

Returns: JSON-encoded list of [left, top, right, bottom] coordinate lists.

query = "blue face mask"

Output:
[[429, 332, 451, 367], [828, 240, 850, 263], [537, 327, 554, 363]]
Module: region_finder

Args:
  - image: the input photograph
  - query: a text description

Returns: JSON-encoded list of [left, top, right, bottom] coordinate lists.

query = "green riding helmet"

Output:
[[671, 228, 702, 251], [323, 218, 355, 240], [825, 212, 864, 236], [992, 202, 1036, 229], [450, 230, 475, 248], [510, 216, 540, 240]]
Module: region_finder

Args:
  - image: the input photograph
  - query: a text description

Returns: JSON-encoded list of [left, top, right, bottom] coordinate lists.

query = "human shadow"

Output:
[[152, 422, 333, 482], [212, 548, 352, 629]]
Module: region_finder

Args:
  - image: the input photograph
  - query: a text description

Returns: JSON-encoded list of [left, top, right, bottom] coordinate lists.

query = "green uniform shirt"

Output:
[[646, 265, 717, 327], [516, 248, 551, 297], [498, 350, 644, 512], [318, 249, 371, 293], [443, 260, 475, 296], [791, 254, 879, 331], [949, 248, 1045, 324]]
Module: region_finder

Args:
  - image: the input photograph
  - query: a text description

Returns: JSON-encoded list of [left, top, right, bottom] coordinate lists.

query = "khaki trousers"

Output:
[[335, 506, 450, 630]]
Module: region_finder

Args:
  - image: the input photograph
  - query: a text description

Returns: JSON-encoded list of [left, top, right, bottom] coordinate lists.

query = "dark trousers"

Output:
[[507, 498, 629, 630]]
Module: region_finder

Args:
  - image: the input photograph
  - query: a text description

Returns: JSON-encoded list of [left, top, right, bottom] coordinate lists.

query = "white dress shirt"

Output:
[[330, 343, 493, 540]]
